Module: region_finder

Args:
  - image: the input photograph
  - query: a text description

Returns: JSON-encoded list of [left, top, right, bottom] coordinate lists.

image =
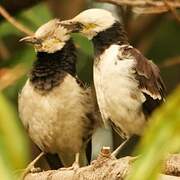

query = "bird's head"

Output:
[[20, 19, 71, 53], [60, 8, 116, 40]]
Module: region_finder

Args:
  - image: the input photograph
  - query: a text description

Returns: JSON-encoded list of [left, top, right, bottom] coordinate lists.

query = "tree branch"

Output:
[[0, 65, 27, 90], [96, 0, 180, 14], [0, 39, 10, 60], [0, 0, 45, 21], [24, 148, 180, 180], [0, 5, 33, 35], [163, 0, 180, 22], [160, 56, 180, 68], [96, 0, 180, 8]]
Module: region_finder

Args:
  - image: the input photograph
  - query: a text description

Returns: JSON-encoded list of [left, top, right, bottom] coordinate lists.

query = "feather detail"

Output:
[[120, 45, 166, 116]]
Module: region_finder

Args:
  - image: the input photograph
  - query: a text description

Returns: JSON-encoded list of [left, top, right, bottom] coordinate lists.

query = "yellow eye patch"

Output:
[[85, 23, 97, 30]]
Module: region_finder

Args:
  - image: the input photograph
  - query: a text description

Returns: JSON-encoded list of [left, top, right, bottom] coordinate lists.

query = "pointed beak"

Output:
[[60, 20, 84, 33], [19, 36, 42, 44]]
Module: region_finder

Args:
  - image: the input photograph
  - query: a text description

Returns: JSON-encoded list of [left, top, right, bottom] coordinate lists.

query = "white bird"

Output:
[[19, 19, 99, 171], [60, 9, 166, 155]]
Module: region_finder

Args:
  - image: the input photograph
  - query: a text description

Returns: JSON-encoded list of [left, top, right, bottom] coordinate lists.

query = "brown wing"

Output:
[[122, 46, 166, 117]]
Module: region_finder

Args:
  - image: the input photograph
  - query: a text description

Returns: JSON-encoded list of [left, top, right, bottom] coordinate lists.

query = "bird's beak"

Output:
[[60, 20, 84, 33], [19, 36, 42, 45]]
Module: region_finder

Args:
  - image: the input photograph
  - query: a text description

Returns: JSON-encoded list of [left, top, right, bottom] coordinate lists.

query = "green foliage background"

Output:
[[0, 1, 179, 179]]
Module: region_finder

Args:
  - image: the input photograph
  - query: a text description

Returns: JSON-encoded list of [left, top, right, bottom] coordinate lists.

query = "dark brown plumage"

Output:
[[120, 46, 166, 117]]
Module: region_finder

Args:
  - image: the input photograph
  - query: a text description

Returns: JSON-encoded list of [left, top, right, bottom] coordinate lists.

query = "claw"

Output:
[[21, 152, 44, 179]]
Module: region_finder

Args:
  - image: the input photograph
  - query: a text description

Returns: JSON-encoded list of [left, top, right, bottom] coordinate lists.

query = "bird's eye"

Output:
[[73, 22, 84, 32], [36, 38, 43, 45], [76, 22, 84, 29]]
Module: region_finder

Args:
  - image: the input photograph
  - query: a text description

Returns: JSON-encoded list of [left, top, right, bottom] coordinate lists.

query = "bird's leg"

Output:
[[111, 138, 129, 157], [21, 152, 44, 179], [71, 152, 80, 169], [60, 153, 80, 171]]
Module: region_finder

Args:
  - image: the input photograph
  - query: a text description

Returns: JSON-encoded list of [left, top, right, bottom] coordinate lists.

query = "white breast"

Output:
[[19, 74, 94, 154], [94, 45, 146, 137]]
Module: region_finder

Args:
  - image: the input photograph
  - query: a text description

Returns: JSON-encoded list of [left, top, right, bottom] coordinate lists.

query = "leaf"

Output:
[[126, 86, 180, 180], [0, 92, 30, 171], [0, 148, 15, 180], [72, 34, 94, 83]]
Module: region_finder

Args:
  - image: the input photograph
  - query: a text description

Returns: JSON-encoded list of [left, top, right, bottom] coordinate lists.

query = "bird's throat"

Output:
[[29, 39, 76, 92]]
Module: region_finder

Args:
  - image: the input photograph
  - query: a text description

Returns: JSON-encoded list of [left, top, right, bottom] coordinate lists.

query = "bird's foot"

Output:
[[60, 162, 80, 171], [21, 166, 42, 180], [71, 161, 80, 170], [20, 152, 44, 179], [29, 167, 42, 173]]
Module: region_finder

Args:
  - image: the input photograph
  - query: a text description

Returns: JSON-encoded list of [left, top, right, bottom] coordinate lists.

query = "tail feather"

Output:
[[79, 148, 88, 166], [45, 153, 62, 169], [59, 148, 88, 167], [59, 152, 75, 167]]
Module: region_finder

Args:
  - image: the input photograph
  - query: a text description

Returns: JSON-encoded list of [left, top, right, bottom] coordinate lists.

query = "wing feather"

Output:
[[121, 46, 166, 116]]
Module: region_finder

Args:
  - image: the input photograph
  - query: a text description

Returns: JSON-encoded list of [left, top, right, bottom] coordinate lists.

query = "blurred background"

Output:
[[0, 0, 179, 179]]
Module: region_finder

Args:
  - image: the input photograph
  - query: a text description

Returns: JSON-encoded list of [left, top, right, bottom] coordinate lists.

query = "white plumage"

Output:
[[19, 74, 96, 165], [94, 45, 146, 137], [19, 75, 92, 152]]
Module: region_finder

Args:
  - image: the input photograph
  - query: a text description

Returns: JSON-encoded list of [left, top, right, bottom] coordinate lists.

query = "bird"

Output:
[[18, 19, 99, 172], [60, 8, 166, 155]]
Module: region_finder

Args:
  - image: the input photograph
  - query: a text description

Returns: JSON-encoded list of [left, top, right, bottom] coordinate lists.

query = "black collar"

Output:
[[92, 21, 129, 56], [30, 39, 76, 92]]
